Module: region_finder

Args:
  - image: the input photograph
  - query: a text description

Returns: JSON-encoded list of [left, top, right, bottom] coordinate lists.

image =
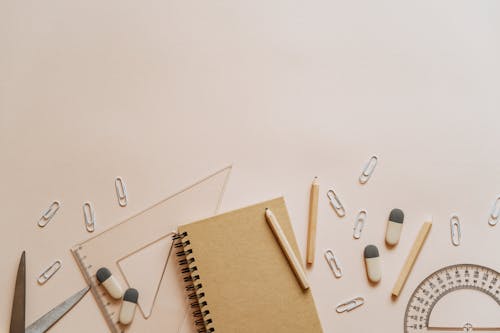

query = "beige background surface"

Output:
[[1, 0, 499, 332]]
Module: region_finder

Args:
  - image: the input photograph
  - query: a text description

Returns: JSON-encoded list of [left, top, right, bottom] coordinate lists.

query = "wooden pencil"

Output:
[[306, 177, 319, 265], [391, 221, 432, 297], [265, 208, 310, 290]]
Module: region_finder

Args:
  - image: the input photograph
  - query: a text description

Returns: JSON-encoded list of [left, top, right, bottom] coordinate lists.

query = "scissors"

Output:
[[9, 251, 90, 333]]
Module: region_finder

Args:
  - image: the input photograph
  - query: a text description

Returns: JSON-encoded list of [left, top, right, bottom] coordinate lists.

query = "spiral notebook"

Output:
[[175, 197, 323, 333]]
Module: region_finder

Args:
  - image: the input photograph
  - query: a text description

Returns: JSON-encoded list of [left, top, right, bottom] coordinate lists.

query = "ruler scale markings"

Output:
[[72, 246, 121, 333]]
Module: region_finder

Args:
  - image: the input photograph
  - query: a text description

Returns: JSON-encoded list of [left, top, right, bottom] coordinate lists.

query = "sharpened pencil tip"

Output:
[[265, 208, 271, 217]]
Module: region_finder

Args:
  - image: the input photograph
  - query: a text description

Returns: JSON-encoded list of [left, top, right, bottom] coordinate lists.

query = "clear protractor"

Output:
[[404, 264, 500, 333]]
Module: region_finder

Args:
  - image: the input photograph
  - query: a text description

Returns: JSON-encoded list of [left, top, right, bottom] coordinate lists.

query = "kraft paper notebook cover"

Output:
[[175, 197, 323, 333]]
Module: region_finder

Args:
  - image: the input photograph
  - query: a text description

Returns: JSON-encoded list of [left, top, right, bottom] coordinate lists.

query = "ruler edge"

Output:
[[69, 165, 233, 333], [71, 244, 122, 333]]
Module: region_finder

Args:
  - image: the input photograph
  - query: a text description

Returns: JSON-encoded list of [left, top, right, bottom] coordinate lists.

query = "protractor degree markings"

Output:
[[404, 264, 500, 333]]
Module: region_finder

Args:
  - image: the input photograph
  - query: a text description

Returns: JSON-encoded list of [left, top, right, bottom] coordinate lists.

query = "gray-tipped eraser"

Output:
[[120, 288, 139, 325], [364, 245, 379, 258], [386, 208, 405, 246], [123, 288, 139, 303], [96, 267, 111, 283], [389, 208, 404, 224], [364, 245, 381, 283], [96, 267, 123, 299]]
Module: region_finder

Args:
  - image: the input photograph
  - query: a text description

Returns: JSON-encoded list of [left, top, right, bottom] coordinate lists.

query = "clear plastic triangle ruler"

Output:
[[72, 166, 231, 333]]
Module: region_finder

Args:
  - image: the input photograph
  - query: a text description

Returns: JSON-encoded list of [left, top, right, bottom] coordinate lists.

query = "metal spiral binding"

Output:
[[174, 232, 215, 333]]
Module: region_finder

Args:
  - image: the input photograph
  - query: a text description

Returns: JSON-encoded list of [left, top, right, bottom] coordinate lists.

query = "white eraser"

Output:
[[385, 209, 404, 246], [119, 288, 139, 325], [96, 267, 123, 300], [364, 245, 381, 283]]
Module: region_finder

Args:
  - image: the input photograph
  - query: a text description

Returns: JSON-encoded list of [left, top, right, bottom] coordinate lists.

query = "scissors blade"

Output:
[[25, 287, 90, 333], [10, 251, 26, 333]]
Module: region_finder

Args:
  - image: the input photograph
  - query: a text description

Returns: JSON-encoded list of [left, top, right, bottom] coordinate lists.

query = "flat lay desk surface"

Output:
[[1, 1, 499, 332]]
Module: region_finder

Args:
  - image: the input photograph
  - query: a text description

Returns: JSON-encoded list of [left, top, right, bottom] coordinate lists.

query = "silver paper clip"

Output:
[[324, 249, 342, 278], [488, 196, 500, 226], [353, 210, 367, 239], [450, 215, 461, 246], [83, 202, 95, 232], [359, 156, 378, 184], [115, 177, 128, 207], [37, 201, 60, 228], [336, 297, 365, 313], [37, 260, 62, 285], [326, 190, 346, 217]]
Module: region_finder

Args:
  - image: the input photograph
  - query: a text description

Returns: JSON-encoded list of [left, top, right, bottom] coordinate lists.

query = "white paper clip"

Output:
[[353, 210, 367, 239], [488, 196, 500, 226], [336, 297, 365, 313], [83, 202, 96, 232], [324, 250, 342, 278], [450, 215, 461, 246], [37, 260, 62, 285], [359, 156, 378, 184], [37, 201, 60, 228], [326, 190, 346, 217], [115, 177, 128, 207]]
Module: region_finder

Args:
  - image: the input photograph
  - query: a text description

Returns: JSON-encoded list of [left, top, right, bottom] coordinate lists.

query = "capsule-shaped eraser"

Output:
[[96, 267, 123, 300], [364, 245, 381, 283], [385, 208, 404, 246], [119, 288, 139, 325]]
